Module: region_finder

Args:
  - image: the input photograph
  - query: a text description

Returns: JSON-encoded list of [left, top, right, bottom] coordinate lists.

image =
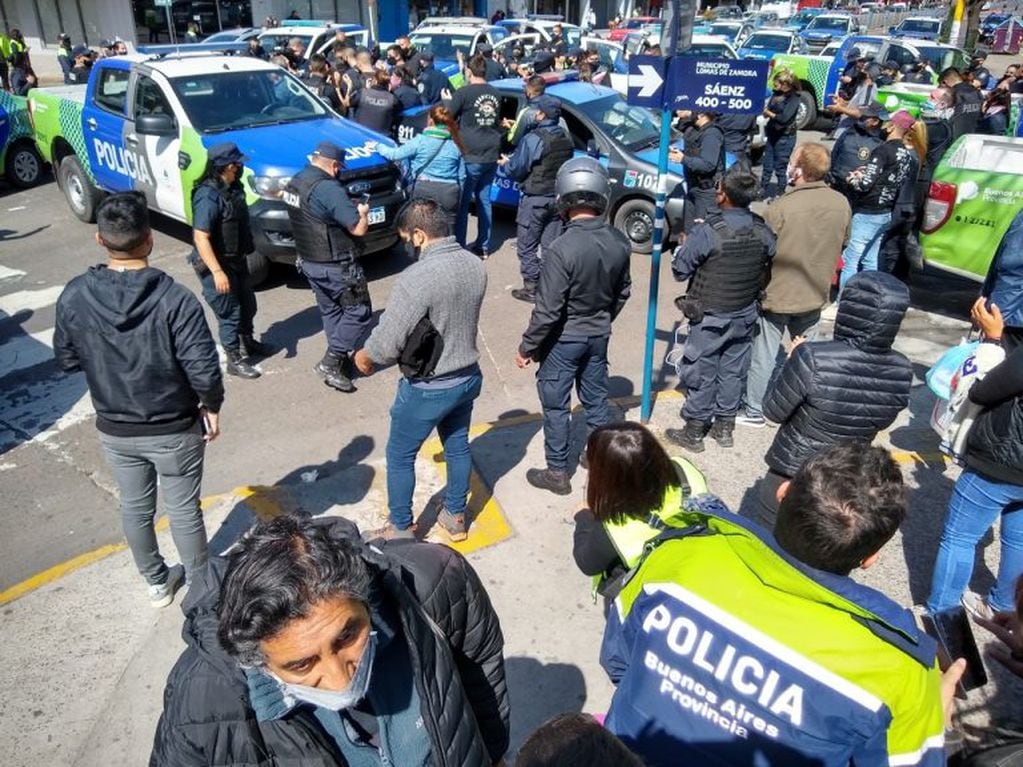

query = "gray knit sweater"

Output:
[[364, 237, 487, 377]]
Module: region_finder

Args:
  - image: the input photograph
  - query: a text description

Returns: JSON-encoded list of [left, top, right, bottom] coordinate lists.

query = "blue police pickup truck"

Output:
[[29, 45, 404, 283]]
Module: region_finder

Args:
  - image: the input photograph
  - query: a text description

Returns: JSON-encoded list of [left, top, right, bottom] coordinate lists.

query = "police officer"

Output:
[[283, 142, 372, 393], [827, 102, 885, 203], [941, 66, 983, 139], [416, 51, 453, 105], [515, 158, 632, 496], [190, 142, 274, 379], [666, 166, 775, 453], [499, 95, 575, 303], [716, 112, 756, 171], [669, 110, 725, 231]]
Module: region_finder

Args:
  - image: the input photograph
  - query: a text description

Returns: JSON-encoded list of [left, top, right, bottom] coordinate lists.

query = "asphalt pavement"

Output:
[[1, 126, 1020, 763]]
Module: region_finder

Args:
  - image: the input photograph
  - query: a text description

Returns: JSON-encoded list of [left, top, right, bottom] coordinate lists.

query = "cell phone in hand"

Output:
[[922, 606, 988, 698], [360, 193, 372, 205]]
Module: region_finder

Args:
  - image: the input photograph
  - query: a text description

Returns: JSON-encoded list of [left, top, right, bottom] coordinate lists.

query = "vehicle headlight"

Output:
[[249, 175, 292, 199]]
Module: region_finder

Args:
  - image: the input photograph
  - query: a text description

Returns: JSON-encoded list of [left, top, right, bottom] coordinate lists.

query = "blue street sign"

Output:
[[666, 57, 770, 115], [626, 55, 667, 109]]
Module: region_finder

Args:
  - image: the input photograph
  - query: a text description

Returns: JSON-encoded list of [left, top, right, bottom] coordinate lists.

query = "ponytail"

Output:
[[905, 120, 928, 165], [429, 104, 467, 156]]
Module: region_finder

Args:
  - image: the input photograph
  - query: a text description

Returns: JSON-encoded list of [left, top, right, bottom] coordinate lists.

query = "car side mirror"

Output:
[[888, 26, 896, 34], [136, 112, 176, 136], [586, 138, 601, 157]]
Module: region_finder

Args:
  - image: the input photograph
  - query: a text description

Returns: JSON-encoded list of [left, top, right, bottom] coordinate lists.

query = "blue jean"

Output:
[[456, 162, 497, 252], [927, 468, 1023, 614], [537, 336, 611, 471], [840, 211, 892, 291], [743, 310, 820, 418], [760, 133, 796, 199], [385, 372, 483, 529]]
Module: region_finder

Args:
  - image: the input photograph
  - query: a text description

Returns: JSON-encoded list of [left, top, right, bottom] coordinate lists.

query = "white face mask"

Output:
[[275, 630, 377, 711], [786, 165, 801, 186]]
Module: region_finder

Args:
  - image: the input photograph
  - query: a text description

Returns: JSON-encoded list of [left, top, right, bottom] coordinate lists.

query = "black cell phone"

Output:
[[922, 606, 988, 698], [360, 193, 372, 205]]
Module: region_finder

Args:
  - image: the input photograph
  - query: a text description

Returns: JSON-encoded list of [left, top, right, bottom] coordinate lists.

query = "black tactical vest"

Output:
[[283, 165, 358, 263], [686, 123, 726, 191], [687, 213, 771, 312], [522, 127, 574, 196], [950, 81, 983, 140], [197, 179, 253, 260]]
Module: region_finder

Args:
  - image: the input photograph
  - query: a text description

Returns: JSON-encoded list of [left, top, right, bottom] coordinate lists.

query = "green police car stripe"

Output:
[[773, 54, 831, 106]]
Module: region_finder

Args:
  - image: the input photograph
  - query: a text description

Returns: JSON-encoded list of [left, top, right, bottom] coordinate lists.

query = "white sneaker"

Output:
[[961, 591, 995, 621], [149, 564, 184, 608], [820, 303, 838, 322], [735, 408, 766, 428]]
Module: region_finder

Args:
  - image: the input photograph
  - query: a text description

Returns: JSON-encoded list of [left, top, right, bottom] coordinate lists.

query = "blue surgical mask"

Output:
[[276, 630, 377, 711]]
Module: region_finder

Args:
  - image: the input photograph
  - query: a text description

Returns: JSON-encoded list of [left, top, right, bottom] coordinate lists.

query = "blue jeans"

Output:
[[760, 133, 796, 199], [927, 468, 1023, 614], [385, 372, 483, 529], [743, 310, 820, 418], [840, 211, 891, 291], [537, 336, 611, 470], [456, 162, 497, 252]]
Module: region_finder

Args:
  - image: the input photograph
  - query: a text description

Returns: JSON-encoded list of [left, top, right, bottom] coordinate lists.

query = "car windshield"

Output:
[[899, 19, 939, 33], [258, 33, 312, 53], [709, 23, 739, 36], [806, 17, 849, 32], [409, 33, 475, 59], [575, 95, 660, 151], [915, 45, 966, 71], [745, 33, 791, 50], [680, 43, 736, 58], [564, 28, 581, 46], [170, 69, 327, 133], [985, 14, 1010, 27]]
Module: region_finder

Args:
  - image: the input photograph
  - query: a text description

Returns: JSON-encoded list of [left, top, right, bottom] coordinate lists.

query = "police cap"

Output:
[[311, 142, 346, 162], [208, 142, 248, 168], [534, 94, 561, 119]]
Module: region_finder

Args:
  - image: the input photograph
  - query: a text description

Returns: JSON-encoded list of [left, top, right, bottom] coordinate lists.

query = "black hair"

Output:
[[393, 63, 416, 88], [468, 54, 488, 79], [308, 53, 327, 73], [720, 164, 758, 208], [387, 44, 404, 61], [217, 515, 372, 666], [774, 443, 906, 575], [585, 423, 680, 525], [525, 74, 546, 96], [517, 713, 645, 767], [396, 198, 451, 239], [96, 191, 150, 253]]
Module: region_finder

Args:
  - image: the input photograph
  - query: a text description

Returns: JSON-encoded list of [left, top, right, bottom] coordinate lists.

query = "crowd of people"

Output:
[[18, 12, 1023, 766]]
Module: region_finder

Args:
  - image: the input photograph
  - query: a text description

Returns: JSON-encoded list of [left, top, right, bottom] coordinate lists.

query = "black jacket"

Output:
[[966, 345, 1023, 485], [827, 121, 882, 200], [763, 271, 913, 478], [53, 266, 223, 436], [150, 518, 509, 767], [351, 86, 399, 137], [519, 216, 632, 359]]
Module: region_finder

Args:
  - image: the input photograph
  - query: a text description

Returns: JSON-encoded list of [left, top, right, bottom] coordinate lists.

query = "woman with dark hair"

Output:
[[375, 104, 466, 231], [572, 422, 707, 596], [350, 69, 400, 137]]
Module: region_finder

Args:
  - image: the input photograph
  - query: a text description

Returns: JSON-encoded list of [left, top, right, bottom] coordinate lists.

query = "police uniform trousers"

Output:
[[516, 193, 564, 285], [198, 257, 257, 350], [537, 335, 611, 471], [683, 187, 719, 232], [297, 258, 372, 356], [679, 304, 758, 422]]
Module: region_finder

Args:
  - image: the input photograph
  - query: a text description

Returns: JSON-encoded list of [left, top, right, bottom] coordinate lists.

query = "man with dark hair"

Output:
[[516, 158, 632, 495], [517, 713, 644, 767], [666, 166, 775, 452], [600, 443, 963, 767], [354, 200, 487, 540], [669, 110, 725, 228], [151, 513, 510, 765], [941, 66, 983, 138], [504, 74, 546, 145], [350, 69, 400, 137], [499, 94, 574, 302], [827, 101, 885, 203], [416, 51, 453, 104], [446, 54, 502, 258], [190, 142, 275, 380], [301, 52, 330, 97], [283, 142, 372, 393], [477, 42, 504, 81], [54, 192, 223, 609]]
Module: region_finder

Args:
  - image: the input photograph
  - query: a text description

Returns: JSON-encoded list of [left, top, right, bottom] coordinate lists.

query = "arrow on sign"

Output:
[[629, 64, 664, 98]]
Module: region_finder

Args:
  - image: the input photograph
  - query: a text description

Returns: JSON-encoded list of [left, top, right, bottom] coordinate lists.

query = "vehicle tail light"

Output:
[[921, 181, 957, 234]]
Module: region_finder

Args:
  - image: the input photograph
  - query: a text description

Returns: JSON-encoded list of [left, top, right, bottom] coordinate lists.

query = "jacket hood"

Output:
[[83, 266, 174, 331], [833, 271, 909, 353]]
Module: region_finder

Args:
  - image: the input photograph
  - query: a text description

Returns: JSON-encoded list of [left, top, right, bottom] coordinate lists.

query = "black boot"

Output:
[[225, 348, 260, 379], [526, 467, 572, 495], [314, 353, 355, 393], [709, 416, 735, 448], [665, 419, 707, 453], [511, 281, 537, 303], [240, 333, 275, 358]]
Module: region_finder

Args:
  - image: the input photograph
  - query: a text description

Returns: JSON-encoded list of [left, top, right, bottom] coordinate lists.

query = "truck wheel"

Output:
[[246, 251, 270, 287], [613, 198, 656, 255], [5, 141, 43, 188], [795, 90, 817, 131], [59, 156, 102, 223]]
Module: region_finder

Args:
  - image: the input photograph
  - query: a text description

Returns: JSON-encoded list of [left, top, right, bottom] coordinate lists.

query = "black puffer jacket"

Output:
[[965, 345, 1023, 485], [763, 271, 913, 478], [150, 518, 509, 766]]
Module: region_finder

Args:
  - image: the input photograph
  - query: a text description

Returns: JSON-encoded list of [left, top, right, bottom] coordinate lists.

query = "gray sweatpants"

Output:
[[98, 426, 208, 586]]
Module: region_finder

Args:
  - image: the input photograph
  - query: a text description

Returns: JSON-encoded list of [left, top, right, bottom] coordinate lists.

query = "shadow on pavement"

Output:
[[909, 266, 978, 322], [506, 656, 587, 753]]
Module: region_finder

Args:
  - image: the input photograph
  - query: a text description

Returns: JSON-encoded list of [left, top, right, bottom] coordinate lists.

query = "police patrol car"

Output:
[[256, 20, 370, 59], [28, 44, 403, 283], [0, 91, 44, 187]]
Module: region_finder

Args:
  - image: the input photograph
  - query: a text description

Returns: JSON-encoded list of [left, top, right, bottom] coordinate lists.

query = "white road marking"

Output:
[[0, 328, 54, 376], [0, 265, 27, 281], [0, 286, 63, 315], [6, 206, 26, 212]]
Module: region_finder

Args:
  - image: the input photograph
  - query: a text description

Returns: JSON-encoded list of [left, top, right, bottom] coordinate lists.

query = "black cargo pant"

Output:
[[197, 257, 256, 350], [298, 257, 372, 356], [684, 185, 719, 232]]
